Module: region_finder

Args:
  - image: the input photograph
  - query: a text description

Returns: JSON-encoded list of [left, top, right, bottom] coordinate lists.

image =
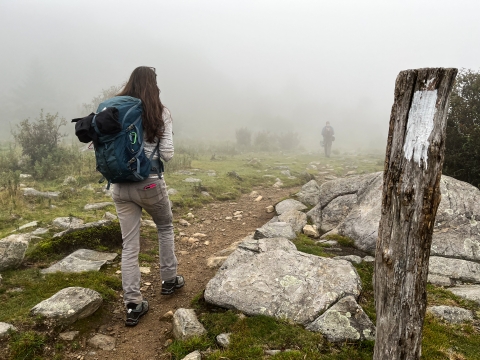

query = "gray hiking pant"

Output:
[[112, 177, 177, 305]]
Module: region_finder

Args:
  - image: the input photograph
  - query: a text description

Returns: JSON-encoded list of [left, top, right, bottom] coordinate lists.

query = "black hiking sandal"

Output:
[[125, 300, 149, 327], [161, 275, 185, 295]]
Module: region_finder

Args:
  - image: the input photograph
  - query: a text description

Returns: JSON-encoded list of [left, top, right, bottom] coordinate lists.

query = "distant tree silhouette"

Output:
[[82, 85, 122, 114], [278, 131, 300, 151], [235, 127, 252, 147]]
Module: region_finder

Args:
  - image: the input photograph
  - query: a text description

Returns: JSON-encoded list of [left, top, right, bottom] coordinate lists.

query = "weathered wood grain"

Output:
[[373, 68, 457, 360]]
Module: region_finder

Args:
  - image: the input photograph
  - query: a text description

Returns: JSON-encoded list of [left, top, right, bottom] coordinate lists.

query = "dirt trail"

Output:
[[70, 185, 300, 360]]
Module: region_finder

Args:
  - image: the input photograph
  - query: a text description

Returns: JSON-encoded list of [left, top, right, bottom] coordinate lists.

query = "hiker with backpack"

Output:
[[74, 66, 184, 326], [321, 121, 335, 157]]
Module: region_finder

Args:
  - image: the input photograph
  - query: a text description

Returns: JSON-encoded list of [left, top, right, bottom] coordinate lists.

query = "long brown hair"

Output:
[[117, 66, 164, 142]]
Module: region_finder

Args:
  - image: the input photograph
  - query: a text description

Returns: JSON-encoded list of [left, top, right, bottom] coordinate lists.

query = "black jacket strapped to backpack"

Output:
[[72, 108, 163, 178]]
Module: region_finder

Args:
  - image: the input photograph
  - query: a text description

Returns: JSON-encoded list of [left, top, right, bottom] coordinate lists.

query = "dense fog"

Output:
[[1, 0, 479, 150]]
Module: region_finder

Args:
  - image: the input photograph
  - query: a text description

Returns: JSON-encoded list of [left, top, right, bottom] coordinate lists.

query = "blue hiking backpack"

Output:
[[73, 96, 163, 189]]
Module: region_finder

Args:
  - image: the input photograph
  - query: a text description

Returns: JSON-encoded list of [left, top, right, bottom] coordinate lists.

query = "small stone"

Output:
[[233, 211, 243, 216], [188, 237, 199, 244], [103, 212, 117, 220], [88, 334, 116, 351], [186, 213, 194, 219], [192, 233, 207, 238], [167, 188, 178, 195], [204, 241, 210, 245], [84, 202, 114, 211], [139, 267, 151, 274], [164, 339, 173, 347], [31, 227, 48, 235], [265, 350, 281, 356], [162, 311, 174, 320], [178, 219, 191, 226], [207, 256, 228, 268], [273, 179, 283, 188], [173, 308, 207, 340], [0, 322, 17, 338], [254, 195, 263, 202], [303, 224, 319, 238], [363, 256, 375, 263], [334, 255, 362, 265], [115, 270, 121, 274], [266, 205, 275, 213], [225, 216, 232, 220], [216, 333, 231, 348], [183, 178, 201, 183], [142, 220, 156, 228], [182, 350, 202, 360], [17, 221, 38, 231], [59, 331, 79, 341], [249, 191, 259, 198]]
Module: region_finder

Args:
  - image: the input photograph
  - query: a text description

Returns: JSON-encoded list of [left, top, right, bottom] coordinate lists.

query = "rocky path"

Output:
[[68, 186, 300, 360]]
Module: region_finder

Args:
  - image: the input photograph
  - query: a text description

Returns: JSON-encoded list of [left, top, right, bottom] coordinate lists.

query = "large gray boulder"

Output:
[[275, 199, 307, 215], [296, 180, 321, 206], [447, 285, 480, 305], [311, 172, 480, 284], [0, 234, 29, 271], [428, 256, 480, 284], [31, 287, 102, 326], [305, 296, 375, 342], [41, 249, 118, 274], [278, 210, 307, 234], [253, 222, 296, 240], [317, 194, 358, 233], [334, 173, 383, 253], [205, 237, 362, 325], [427, 305, 473, 324]]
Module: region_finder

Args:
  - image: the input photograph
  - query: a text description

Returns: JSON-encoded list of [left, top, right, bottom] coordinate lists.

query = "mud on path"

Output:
[[69, 185, 301, 360]]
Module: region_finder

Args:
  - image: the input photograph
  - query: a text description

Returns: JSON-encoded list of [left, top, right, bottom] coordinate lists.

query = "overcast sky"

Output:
[[1, 0, 479, 149]]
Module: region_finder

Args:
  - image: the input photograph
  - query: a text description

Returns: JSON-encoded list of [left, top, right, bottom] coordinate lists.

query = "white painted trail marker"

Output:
[[403, 89, 438, 169]]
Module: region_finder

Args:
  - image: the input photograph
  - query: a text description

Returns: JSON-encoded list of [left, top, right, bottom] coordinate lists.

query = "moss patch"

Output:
[[25, 223, 122, 263]]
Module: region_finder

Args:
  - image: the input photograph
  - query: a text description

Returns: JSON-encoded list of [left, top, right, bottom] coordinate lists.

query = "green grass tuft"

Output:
[[323, 234, 355, 247], [9, 331, 45, 360], [354, 262, 375, 321], [292, 234, 332, 257]]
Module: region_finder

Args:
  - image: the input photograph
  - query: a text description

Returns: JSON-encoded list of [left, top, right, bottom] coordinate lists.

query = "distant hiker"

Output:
[[321, 121, 335, 157], [112, 67, 184, 326]]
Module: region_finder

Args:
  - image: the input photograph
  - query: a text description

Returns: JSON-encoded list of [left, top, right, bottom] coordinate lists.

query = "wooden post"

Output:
[[374, 68, 457, 360]]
